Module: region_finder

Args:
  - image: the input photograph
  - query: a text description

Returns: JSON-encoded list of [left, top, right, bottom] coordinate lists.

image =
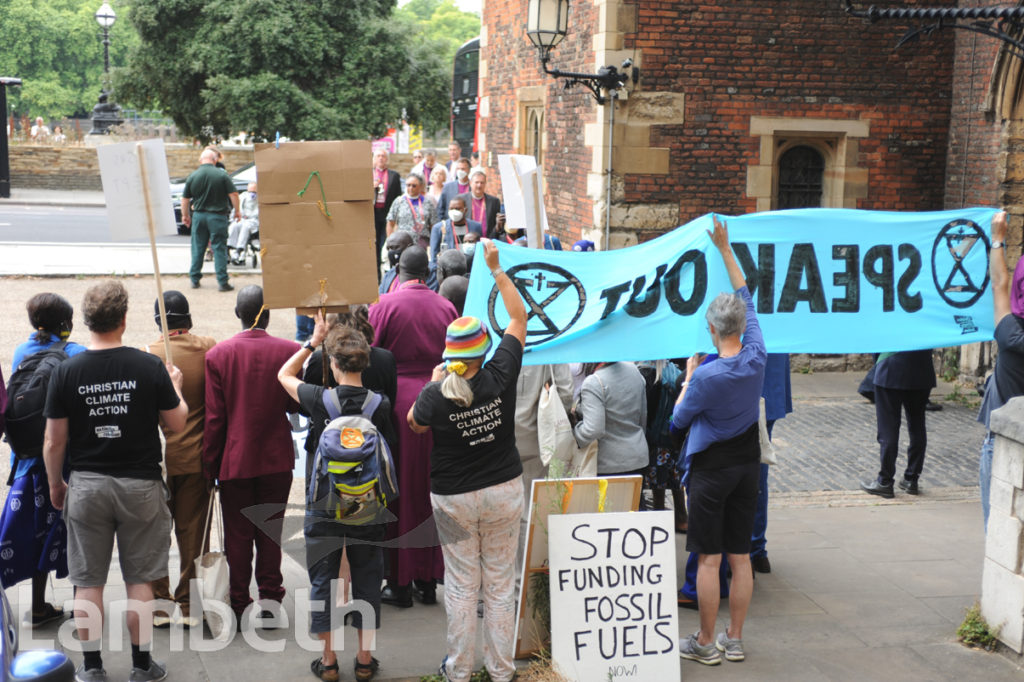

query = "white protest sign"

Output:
[[548, 511, 679, 682], [96, 138, 176, 241], [498, 154, 548, 248]]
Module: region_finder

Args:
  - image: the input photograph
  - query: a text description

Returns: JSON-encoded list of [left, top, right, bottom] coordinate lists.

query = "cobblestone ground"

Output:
[[770, 395, 984, 493]]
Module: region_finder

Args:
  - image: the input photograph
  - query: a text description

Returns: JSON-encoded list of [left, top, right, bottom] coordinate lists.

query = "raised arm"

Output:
[[279, 312, 328, 402], [707, 215, 746, 291], [991, 211, 1011, 326], [484, 239, 527, 345]]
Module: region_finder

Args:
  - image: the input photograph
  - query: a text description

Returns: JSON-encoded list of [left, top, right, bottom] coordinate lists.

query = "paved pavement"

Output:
[[0, 189, 1020, 680], [2, 188, 106, 207], [0, 189, 255, 276]]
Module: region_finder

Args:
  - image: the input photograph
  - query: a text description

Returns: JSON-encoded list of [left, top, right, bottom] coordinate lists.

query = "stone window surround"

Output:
[[747, 116, 870, 212], [515, 86, 547, 161]]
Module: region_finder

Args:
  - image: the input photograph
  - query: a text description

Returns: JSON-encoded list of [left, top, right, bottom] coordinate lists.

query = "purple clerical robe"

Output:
[[369, 281, 458, 585]]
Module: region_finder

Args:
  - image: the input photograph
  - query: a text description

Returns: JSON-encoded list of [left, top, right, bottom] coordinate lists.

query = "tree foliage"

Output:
[[115, 0, 455, 142], [396, 0, 480, 70], [0, 0, 139, 119]]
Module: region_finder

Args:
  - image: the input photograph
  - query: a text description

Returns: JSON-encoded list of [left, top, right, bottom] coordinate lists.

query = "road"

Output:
[[0, 204, 184, 244]]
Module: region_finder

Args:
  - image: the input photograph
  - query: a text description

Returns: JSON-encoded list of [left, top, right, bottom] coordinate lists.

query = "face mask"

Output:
[[449, 209, 465, 222], [456, 170, 468, 182]]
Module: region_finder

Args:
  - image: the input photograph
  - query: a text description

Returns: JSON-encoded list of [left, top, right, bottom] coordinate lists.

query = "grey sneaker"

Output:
[[716, 630, 745, 661], [679, 633, 722, 665], [128, 659, 167, 682], [75, 666, 109, 682]]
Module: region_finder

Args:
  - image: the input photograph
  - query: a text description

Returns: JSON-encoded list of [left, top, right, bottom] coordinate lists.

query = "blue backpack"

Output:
[[307, 390, 398, 525]]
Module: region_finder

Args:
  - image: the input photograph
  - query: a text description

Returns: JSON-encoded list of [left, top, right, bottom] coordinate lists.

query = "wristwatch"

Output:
[[992, 241, 1005, 249], [303, 340, 316, 352]]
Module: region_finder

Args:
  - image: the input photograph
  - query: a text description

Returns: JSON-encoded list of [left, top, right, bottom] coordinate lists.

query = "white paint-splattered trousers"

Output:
[[431, 476, 524, 682]]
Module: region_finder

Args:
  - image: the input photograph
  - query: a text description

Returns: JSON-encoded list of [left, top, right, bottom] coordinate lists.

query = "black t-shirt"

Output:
[[43, 347, 180, 479], [413, 334, 524, 495], [297, 384, 397, 480], [300, 347, 398, 453], [980, 314, 1024, 426]]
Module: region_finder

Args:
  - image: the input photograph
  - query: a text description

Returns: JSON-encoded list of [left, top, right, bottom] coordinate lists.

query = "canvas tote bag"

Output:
[[194, 487, 232, 640]]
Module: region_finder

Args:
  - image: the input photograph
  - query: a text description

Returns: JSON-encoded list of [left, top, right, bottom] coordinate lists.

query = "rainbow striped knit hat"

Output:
[[443, 316, 492, 360]]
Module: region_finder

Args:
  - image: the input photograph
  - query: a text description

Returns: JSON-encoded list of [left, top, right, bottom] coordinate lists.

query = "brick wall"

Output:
[[626, 0, 956, 229], [483, 1, 958, 242], [480, 0, 597, 245], [9, 145, 256, 191], [945, 0, 1004, 210]]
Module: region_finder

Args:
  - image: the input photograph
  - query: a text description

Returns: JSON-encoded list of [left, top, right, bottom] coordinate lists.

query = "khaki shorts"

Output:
[[65, 471, 171, 587]]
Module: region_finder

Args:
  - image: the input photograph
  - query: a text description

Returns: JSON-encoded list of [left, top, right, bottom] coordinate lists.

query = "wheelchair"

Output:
[[228, 220, 260, 268]]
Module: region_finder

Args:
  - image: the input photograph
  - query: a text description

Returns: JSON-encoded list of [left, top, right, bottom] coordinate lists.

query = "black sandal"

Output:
[[30, 603, 65, 628], [354, 656, 379, 681], [310, 657, 339, 682]]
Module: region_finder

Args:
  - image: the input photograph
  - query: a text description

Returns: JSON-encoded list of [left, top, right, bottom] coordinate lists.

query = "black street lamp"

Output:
[[89, 1, 122, 135], [526, 0, 636, 248], [526, 0, 633, 105], [0, 77, 22, 199]]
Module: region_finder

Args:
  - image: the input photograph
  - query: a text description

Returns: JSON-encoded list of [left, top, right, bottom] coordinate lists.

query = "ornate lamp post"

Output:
[[89, 2, 122, 135], [526, 0, 633, 104], [526, 0, 636, 249], [0, 77, 22, 198]]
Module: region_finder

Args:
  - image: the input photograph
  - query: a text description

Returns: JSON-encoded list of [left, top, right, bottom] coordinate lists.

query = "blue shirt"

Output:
[[10, 334, 87, 477], [672, 287, 766, 467]]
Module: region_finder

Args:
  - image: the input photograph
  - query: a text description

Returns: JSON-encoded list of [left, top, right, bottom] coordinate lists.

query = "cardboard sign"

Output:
[[253, 141, 378, 312], [515, 476, 642, 658], [498, 154, 548, 248], [548, 511, 680, 682], [96, 139, 177, 241]]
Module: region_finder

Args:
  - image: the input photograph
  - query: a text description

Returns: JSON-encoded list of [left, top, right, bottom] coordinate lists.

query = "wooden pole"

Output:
[[136, 142, 174, 365]]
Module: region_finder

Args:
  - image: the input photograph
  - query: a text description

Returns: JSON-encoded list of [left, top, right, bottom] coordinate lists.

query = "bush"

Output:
[[957, 602, 1001, 651]]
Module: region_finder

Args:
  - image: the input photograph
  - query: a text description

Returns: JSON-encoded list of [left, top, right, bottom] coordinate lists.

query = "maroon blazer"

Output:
[[202, 329, 300, 480]]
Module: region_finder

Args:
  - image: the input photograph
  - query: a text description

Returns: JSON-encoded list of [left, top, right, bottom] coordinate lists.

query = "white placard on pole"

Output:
[[97, 138, 177, 241], [96, 138, 175, 364], [548, 511, 680, 682], [498, 154, 548, 248]]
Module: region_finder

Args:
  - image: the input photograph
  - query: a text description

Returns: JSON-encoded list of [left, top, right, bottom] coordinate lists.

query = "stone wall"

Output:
[[8, 145, 256, 191], [981, 396, 1024, 654], [9, 145, 415, 193]]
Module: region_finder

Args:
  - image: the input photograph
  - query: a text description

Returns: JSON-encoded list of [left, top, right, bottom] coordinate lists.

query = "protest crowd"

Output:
[[0, 138, 1020, 682]]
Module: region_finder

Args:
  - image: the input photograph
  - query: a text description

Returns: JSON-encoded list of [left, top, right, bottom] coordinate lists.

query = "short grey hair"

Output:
[[705, 292, 746, 338], [469, 168, 486, 181], [405, 172, 425, 186]]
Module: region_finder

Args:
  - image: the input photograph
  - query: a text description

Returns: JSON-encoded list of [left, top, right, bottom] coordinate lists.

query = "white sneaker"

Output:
[[715, 630, 745, 661]]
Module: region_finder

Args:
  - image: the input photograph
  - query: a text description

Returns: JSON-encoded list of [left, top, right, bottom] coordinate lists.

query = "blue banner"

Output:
[[463, 208, 999, 364]]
